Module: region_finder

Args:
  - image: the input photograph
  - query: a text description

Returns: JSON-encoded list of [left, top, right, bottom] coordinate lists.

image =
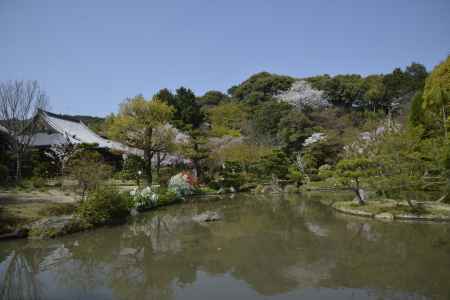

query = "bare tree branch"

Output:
[[0, 80, 49, 180]]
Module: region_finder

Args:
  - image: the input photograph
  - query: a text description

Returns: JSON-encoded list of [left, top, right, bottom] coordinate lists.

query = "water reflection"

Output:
[[1, 194, 450, 300]]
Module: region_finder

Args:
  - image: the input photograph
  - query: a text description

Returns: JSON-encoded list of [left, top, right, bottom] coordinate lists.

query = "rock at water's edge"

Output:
[[28, 215, 83, 239], [374, 212, 394, 221], [192, 211, 223, 223]]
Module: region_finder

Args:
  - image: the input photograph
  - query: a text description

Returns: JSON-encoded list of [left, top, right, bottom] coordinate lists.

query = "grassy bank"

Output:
[[332, 199, 450, 221], [0, 201, 77, 235]]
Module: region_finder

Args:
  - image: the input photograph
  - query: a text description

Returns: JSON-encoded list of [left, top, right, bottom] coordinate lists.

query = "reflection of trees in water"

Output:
[[1, 195, 450, 300], [214, 196, 333, 295], [107, 214, 191, 300], [320, 218, 450, 300], [0, 244, 52, 300]]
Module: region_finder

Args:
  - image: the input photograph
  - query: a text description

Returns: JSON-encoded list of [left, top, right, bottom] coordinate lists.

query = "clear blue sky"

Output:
[[1, 0, 449, 116]]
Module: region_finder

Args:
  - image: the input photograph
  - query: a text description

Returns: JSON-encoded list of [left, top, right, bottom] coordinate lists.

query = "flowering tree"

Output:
[[302, 132, 326, 147], [168, 172, 197, 198], [276, 80, 330, 110]]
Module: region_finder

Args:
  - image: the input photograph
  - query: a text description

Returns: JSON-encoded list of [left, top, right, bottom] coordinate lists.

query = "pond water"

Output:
[[1, 193, 450, 300]]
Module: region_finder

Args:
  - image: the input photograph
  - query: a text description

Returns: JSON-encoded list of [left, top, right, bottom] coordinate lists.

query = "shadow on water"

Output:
[[1, 193, 450, 299]]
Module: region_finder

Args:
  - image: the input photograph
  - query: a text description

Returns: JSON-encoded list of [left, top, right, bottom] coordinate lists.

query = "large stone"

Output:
[[284, 185, 298, 194], [130, 208, 139, 216], [261, 185, 282, 194], [28, 215, 83, 239], [192, 211, 223, 223], [375, 212, 394, 221], [0, 227, 29, 240]]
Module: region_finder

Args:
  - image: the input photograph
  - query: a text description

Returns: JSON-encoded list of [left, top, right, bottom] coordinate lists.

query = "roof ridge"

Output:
[[39, 109, 83, 123]]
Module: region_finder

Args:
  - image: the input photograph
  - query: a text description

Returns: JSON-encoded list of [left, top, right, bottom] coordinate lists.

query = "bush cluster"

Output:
[[76, 186, 132, 226]]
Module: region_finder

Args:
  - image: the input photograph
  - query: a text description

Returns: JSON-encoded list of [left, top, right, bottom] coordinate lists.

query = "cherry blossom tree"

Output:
[[276, 80, 330, 110]]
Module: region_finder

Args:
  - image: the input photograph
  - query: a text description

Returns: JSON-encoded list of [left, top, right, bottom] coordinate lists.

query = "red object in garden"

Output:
[[181, 171, 198, 187]]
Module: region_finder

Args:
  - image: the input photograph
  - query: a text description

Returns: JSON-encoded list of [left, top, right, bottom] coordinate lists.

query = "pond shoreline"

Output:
[[2, 190, 450, 241], [330, 199, 450, 222], [0, 192, 223, 241]]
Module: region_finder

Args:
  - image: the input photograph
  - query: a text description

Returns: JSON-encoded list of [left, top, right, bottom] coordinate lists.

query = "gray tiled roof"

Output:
[[31, 110, 144, 156], [0, 124, 8, 134]]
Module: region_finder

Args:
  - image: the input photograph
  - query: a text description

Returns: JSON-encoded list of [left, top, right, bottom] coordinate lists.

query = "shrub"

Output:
[[76, 186, 131, 226], [218, 161, 244, 189], [69, 150, 113, 199], [256, 149, 291, 180], [197, 186, 217, 194], [129, 185, 159, 210], [318, 164, 333, 180], [158, 189, 178, 206], [168, 172, 197, 198], [129, 186, 178, 210], [30, 176, 47, 189], [288, 165, 304, 187]]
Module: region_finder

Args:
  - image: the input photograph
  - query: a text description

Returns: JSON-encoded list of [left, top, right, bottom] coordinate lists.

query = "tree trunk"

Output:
[[15, 151, 21, 182], [442, 105, 447, 139], [405, 197, 416, 210], [61, 162, 65, 190], [143, 127, 153, 186], [354, 179, 365, 205], [193, 159, 200, 179], [144, 150, 153, 186], [193, 142, 201, 180], [354, 188, 365, 205], [156, 152, 161, 181]]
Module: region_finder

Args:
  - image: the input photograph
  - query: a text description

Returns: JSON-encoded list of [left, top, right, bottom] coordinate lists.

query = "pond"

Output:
[[1, 193, 450, 300]]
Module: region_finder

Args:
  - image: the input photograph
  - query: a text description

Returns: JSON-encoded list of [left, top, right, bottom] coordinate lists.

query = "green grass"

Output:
[[0, 202, 78, 235], [334, 199, 450, 220]]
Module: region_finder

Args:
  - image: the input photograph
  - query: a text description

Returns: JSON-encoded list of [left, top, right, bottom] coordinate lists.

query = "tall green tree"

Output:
[[422, 55, 450, 138], [324, 74, 364, 108], [107, 95, 173, 184], [173, 87, 205, 130], [180, 129, 209, 180], [369, 127, 446, 208], [362, 75, 386, 111], [249, 100, 292, 144], [157, 87, 208, 178], [277, 110, 313, 154], [405, 62, 428, 90], [154, 88, 176, 105], [207, 102, 248, 137], [409, 91, 430, 128], [229, 72, 294, 104], [383, 67, 409, 102], [198, 90, 229, 107]]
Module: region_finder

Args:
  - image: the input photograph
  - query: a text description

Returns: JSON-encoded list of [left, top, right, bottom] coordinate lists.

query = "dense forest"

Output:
[[96, 56, 448, 206]]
